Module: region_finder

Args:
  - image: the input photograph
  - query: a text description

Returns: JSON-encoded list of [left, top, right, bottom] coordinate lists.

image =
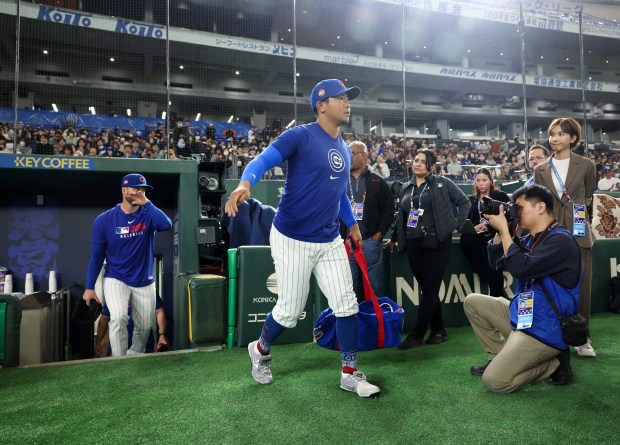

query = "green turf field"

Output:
[[2, 313, 619, 445]]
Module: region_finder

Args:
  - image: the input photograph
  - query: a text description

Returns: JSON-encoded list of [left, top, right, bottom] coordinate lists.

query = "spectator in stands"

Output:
[[490, 137, 501, 155], [120, 144, 136, 159], [172, 119, 189, 144], [0, 124, 12, 141], [35, 135, 54, 155], [64, 128, 79, 145], [54, 137, 67, 155], [76, 138, 87, 155], [152, 144, 163, 159], [224, 126, 236, 141], [142, 148, 155, 159], [62, 144, 75, 156], [0, 136, 8, 153], [206, 123, 216, 140], [497, 163, 515, 180], [193, 135, 208, 156], [371, 154, 390, 179], [154, 123, 165, 140], [446, 155, 463, 180], [598, 167, 620, 191], [184, 120, 193, 137], [15, 122, 30, 142]]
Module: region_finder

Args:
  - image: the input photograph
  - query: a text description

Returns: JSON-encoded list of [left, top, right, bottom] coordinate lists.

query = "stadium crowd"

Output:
[[1, 120, 619, 189]]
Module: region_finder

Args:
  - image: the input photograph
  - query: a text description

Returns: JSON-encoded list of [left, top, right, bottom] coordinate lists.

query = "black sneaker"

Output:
[[426, 329, 448, 345], [549, 349, 573, 386], [470, 360, 491, 376], [399, 332, 424, 349]]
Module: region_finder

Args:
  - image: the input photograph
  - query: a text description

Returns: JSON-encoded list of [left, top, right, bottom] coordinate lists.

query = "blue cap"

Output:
[[310, 79, 361, 112], [121, 173, 153, 189]]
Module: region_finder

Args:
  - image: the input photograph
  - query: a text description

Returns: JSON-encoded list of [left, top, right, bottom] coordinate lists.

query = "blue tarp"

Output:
[[0, 107, 252, 138]]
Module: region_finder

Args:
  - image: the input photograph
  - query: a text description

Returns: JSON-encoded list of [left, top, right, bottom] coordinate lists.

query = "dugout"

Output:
[[0, 155, 205, 359]]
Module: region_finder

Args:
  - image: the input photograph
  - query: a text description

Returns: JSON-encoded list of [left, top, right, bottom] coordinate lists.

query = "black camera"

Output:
[[480, 196, 519, 221]]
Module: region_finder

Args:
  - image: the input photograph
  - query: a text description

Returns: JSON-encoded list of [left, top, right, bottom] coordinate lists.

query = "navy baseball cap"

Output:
[[121, 173, 154, 189], [310, 79, 361, 112]]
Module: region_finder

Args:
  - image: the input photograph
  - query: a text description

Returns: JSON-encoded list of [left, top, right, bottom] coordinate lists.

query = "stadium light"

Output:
[[51, 103, 58, 112]]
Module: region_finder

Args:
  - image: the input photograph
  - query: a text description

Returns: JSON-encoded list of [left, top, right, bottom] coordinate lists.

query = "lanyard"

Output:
[[409, 182, 428, 210], [348, 176, 366, 204], [548, 158, 573, 203]]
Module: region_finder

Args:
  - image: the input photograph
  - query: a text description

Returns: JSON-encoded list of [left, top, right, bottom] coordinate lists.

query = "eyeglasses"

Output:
[[351, 151, 366, 156]]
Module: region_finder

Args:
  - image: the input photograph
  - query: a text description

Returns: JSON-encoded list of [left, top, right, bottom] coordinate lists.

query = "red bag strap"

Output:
[[345, 236, 385, 349]]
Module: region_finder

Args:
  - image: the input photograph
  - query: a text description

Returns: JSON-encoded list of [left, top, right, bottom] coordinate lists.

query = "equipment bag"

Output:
[[540, 282, 589, 347], [313, 237, 404, 351], [610, 276, 620, 314]]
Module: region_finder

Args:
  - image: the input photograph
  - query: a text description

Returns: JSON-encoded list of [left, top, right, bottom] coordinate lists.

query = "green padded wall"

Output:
[[236, 246, 313, 347]]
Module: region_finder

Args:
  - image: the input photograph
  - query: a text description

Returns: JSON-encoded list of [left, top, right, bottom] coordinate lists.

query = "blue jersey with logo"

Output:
[[91, 201, 172, 287], [270, 122, 351, 242]]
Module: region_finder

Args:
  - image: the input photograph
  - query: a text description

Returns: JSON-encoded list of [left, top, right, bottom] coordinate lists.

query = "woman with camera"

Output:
[[534, 117, 597, 358], [460, 168, 510, 298], [386, 149, 470, 348]]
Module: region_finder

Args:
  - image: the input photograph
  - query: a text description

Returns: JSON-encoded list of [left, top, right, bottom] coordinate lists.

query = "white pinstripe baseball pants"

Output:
[[270, 225, 358, 328], [103, 277, 156, 356]]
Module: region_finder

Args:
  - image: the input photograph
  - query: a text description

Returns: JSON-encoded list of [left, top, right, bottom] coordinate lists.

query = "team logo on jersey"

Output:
[[328, 148, 345, 173], [116, 222, 147, 238]]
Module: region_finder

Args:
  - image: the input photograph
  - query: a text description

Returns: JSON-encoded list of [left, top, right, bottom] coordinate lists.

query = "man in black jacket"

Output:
[[345, 141, 395, 299]]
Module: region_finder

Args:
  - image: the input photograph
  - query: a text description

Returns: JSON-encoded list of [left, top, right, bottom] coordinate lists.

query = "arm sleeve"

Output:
[[85, 242, 106, 290], [339, 188, 356, 228], [144, 201, 172, 231], [240, 144, 285, 186]]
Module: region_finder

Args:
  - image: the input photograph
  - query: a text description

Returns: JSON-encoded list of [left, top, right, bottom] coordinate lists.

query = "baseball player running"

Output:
[[83, 173, 172, 356], [225, 79, 380, 397]]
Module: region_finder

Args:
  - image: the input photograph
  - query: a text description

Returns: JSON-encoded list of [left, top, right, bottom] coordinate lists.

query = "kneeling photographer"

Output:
[[463, 184, 581, 393]]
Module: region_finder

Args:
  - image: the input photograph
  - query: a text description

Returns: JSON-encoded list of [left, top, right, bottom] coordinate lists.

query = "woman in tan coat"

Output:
[[534, 117, 597, 357]]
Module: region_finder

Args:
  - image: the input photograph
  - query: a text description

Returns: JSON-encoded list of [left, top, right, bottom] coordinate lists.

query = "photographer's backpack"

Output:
[[610, 277, 620, 314]]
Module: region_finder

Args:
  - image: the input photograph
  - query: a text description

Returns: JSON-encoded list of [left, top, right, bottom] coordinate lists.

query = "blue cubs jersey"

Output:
[[92, 201, 172, 287], [270, 122, 351, 242]]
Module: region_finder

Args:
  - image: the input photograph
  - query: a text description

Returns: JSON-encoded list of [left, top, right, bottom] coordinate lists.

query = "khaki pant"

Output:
[[464, 293, 560, 393]]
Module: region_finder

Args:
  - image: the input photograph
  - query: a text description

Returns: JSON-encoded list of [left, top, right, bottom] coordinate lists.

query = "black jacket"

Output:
[[394, 174, 470, 251], [340, 169, 394, 239]]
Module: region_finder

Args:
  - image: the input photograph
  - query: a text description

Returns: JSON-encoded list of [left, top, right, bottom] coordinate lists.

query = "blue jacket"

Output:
[[222, 198, 276, 248], [497, 227, 581, 351]]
